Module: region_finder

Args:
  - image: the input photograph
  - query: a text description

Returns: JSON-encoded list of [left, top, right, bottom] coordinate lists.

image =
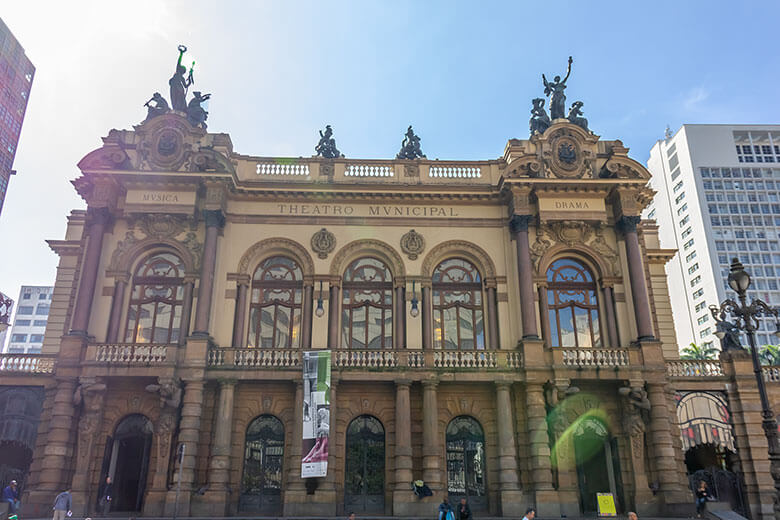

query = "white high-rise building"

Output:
[[644, 124, 780, 351], [4, 285, 53, 354]]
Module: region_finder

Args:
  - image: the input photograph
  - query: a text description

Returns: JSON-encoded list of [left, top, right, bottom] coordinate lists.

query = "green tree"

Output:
[[680, 342, 718, 360], [759, 344, 780, 366]]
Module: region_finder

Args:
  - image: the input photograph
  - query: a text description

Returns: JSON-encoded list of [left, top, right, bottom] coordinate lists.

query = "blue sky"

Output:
[[1, 1, 779, 314]]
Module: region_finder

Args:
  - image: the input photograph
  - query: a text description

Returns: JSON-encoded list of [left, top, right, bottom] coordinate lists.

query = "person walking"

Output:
[[52, 488, 72, 520], [2, 480, 20, 516], [99, 476, 113, 514], [457, 497, 471, 520], [438, 498, 452, 520], [628, 512, 638, 520], [522, 508, 536, 520], [695, 480, 710, 518]]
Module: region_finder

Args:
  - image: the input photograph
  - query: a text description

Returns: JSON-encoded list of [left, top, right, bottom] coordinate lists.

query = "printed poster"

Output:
[[301, 350, 331, 478], [597, 493, 617, 517]]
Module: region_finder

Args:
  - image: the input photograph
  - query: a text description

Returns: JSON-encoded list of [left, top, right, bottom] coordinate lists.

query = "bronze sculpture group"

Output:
[[530, 56, 590, 136], [143, 47, 589, 152], [143, 45, 211, 129]]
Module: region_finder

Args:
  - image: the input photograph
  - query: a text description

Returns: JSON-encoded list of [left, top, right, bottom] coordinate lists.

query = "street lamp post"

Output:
[[710, 257, 780, 519]]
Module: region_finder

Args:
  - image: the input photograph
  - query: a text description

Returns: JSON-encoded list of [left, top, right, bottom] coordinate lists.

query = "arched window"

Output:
[[546, 258, 602, 348], [432, 258, 485, 350], [124, 252, 185, 344], [249, 256, 303, 348], [446, 416, 486, 509], [341, 258, 393, 349], [240, 415, 284, 514]]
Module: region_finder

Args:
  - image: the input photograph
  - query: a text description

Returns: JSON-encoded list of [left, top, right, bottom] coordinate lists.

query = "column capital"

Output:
[[202, 209, 226, 228], [85, 206, 113, 227], [422, 379, 439, 390], [509, 214, 533, 234], [494, 380, 514, 391], [395, 378, 413, 389], [616, 215, 641, 234], [217, 378, 238, 388]]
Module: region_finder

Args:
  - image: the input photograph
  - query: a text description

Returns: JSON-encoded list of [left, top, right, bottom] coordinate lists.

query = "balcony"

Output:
[[0, 354, 56, 374], [206, 347, 523, 371], [86, 343, 172, 365], [557, 348, 633, 368], [666, 359, 724, 378]]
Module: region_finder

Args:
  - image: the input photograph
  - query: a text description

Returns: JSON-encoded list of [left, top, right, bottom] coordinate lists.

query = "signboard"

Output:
[[597, 493, 617, 517], [537, 195, 607, 221], [301, 351, 331, 478]]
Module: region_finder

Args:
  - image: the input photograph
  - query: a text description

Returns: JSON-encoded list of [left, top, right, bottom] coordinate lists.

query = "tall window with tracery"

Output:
[[341, 257, 393, 349], [546, 258, 602, 348], [432, 258, 485, 350], [124, 252, 185, 344], [248, 256, 303, 348]]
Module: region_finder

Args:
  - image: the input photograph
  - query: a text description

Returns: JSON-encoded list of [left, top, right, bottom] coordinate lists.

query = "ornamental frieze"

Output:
[[108, 214, 202, 272], [531, 222, 620, 275]]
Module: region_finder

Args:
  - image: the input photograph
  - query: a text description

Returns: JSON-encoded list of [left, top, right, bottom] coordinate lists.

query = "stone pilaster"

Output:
[[645, 383, 688, 507], [301, 283, 313, 349], [393, 380, 418, 514], [232, 277, 249, 347], [422, 380, 442, 492], [486, 283, 499, 349], [525, 382, 558, 516], [167, 379, 204, 516], [422, 284, 432, 349], [70, 207, 111, 335], [495, 381, 523, 515], [602, 283, 620, 348], [203, 379, 237, 515], [71, 378, 107, 515], [327, 283, 340, 349], [105, 276, 127, 342]]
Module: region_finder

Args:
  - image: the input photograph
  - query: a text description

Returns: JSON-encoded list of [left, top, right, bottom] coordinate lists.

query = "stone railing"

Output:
[[207, 348, 523, 370], [0, 354, 56, 374], [345, 163, 395, 177], [763, 366, 780, 382], [256, 162, 310, 176], [667, 359, 724, 378], [208, 348, 301, 368], [560, 348, 630, 368], [334, 349, 398, 368], [429, 165, 482, 179], [90, 343, 170, 364]]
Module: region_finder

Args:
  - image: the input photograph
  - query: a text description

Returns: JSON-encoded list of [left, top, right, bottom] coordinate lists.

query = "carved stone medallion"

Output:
[[548, 131, 585, 178], [549, 221, 593, 245], [400, 229, 425, 260], [311, 228, 336, 259], [138, 214, 186, 240], [136, 117, 192, 171]]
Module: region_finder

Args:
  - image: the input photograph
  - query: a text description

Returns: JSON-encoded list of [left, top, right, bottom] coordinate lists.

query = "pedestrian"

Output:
[[99, 476, 113, 514], [522, 508, 536, 520], [348, 512, 355, 520], [2, 480, 20, 516], [457, 497, 471, 520], [628, 512, 638, 520], [438, 498, 452, 520], [52, 488, 72, 520], [695, 480, 709, 518]]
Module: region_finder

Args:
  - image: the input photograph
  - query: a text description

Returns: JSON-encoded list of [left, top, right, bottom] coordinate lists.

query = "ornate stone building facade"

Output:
[[2, 112, 778, 519]]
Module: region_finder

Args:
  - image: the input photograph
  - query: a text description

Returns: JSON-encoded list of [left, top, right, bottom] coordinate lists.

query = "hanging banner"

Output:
[[301, 350, 331, 478]]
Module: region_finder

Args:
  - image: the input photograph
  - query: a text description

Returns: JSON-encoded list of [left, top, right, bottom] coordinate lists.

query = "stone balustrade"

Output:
[[89, 343, 170, 364], [559, 348, 630, 367], [666, 359, 724, 378], [245, 157, 499, 185], [0, 354, 56, 374], [763, 365, 780, 382], [206, 347, 524, 371]]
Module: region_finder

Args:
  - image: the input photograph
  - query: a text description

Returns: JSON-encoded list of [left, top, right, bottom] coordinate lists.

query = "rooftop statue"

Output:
[[567, 101, 589, 132], [542, 56, 573, 120], [529, 98, 551, 136], [143, 92, 170, 122], [397, 125, 426, 160], [169, 45, 194, 112], [186, 91, 211, 129], [315, 125, 343, 159]]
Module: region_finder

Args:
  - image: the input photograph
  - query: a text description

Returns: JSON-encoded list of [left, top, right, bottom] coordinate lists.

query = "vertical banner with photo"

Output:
[[301, 350, 331, 478]]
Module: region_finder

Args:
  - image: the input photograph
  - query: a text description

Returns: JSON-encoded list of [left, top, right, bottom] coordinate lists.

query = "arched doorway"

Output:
[[676, 391, 746, 515], [102, 414, 153, 512], [573, 416, 623, 514], [446, 416, 486, 511], [344, 415, 385, 513], [239, 415, 285, 514], [0, 387, 43, 492]]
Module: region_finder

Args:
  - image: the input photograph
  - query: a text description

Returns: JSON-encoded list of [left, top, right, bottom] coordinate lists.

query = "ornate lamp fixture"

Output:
[[409, 280, 419, 318], [315, 281, 325, 318], [710, 257, 780, 516]]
